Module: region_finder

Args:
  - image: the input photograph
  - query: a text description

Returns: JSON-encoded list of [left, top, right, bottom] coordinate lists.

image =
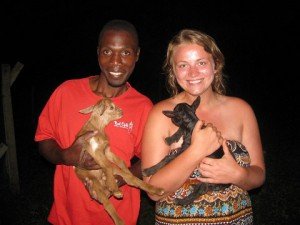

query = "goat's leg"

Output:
[[83, 138, 120, 195], [105, 148, 164, 196], [165, 129, 183, 145], [174, 183, 208, 206], [85, 144, 123, 198], [142, 152, 179, 177], [94, 181, 124, 225], [101, 197, 124, 225], [75, 168, 124, 225], [115, 166, 165, 196], [100, 165, 122, 198], [142, 146, 186, 177], [75, 168, 106, 199]]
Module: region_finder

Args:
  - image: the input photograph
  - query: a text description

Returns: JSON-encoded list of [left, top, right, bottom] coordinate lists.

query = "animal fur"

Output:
[[75, 97, 164, 225], [142, 96, 250, 205]]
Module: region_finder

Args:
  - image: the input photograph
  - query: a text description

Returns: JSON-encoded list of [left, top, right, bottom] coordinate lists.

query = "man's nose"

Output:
[[110, 53, 122, 65]]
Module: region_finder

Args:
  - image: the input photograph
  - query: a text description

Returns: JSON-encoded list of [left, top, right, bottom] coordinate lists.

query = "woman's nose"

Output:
[[188, 66, 199, 77]]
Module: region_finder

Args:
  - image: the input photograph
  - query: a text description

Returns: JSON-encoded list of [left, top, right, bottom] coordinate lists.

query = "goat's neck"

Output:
[[186, 117, 198, 131], [89, 114, 112, 131]]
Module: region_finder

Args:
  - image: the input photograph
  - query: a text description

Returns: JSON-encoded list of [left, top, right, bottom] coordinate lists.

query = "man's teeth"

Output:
[[110, 72, 122, 77]]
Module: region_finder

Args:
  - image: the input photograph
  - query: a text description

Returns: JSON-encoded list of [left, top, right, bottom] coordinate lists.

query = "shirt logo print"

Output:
[[113, 121, 134, 132]]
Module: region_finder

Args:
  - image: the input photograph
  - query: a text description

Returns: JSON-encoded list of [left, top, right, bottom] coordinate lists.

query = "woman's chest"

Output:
[[196, 109, 243, 142]]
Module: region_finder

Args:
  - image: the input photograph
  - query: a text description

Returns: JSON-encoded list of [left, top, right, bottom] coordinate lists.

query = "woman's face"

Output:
[[172, 43, 216, 96]]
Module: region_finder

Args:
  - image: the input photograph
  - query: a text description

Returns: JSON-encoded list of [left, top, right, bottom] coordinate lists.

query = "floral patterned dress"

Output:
[[155, 140, 253, 225]]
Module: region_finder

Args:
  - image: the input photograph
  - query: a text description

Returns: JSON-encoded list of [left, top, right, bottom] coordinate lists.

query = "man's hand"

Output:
[[84, 176, 112, 200], [63, 131, 100, 170]]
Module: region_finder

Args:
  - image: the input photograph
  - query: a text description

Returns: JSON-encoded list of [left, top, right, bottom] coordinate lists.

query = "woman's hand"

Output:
[[197, 139, 242, 184], [191, 120, 222, 159]]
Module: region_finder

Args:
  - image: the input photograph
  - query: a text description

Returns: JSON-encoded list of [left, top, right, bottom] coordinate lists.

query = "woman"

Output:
[[141, 29, 265, 224]]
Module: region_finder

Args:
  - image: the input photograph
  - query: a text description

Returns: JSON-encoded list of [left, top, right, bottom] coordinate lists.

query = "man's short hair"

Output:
[[98, 19, 139, 47]]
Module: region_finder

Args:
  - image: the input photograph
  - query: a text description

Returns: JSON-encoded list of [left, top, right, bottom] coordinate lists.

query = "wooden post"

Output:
[[0, 142, 8, 158], [1, 62, 23, 194]]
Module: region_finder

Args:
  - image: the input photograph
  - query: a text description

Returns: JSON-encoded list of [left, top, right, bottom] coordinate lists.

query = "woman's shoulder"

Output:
[[151, 97, 178, 112], [222, 95, 252, 109], [145, 98, 177, 122], [221, 95, 255, 118]]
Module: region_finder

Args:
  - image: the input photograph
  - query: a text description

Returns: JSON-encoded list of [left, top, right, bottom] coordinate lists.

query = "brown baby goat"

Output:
[[75, 97, 164, 225]]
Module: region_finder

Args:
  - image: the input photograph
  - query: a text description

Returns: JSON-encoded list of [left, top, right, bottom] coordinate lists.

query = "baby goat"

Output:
[[75, 97, 164, 225], [142, 96, 250, 205]]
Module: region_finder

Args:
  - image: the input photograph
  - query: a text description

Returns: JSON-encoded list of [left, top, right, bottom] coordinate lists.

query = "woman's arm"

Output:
[[141, 103, 221, 201], [198, 99, 265, 190], [235, 101, 265, 190]]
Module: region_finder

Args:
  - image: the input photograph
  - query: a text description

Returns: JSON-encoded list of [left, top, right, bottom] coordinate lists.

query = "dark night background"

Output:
[[1, 1, 299, 224]]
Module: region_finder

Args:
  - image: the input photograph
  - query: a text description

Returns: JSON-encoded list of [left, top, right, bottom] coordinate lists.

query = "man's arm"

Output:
[[38, 131, 100, 169]]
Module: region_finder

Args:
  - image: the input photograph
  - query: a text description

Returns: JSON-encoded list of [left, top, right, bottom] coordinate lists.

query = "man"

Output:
[[35, 19, 152, 225]]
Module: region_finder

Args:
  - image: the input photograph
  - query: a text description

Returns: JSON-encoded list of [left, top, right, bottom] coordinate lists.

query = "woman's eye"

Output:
[[199, 61, 206, 66]]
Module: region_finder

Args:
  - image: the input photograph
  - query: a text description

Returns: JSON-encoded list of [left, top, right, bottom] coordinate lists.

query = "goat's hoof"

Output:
[[151, 187, 164, 196], [113, 191, 123, 199], [158, 188, 165, 196]]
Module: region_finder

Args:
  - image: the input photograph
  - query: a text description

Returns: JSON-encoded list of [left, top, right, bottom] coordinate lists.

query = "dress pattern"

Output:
[[155, 140, 253, 225]]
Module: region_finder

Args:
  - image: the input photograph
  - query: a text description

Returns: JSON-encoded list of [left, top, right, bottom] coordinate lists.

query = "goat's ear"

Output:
[[98, 103, 106, 116], [191, 96, 200, 110], [162, 110, 174, 118], [79, 105, 94, 114]]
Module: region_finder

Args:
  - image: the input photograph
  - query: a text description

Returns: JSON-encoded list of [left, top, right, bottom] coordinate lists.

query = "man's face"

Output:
[[97, 30, 140, 87]]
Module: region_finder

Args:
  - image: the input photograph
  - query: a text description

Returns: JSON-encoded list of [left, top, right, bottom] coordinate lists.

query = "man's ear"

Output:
[[136, 47, 141, 62], [96, 47, 100, 56]]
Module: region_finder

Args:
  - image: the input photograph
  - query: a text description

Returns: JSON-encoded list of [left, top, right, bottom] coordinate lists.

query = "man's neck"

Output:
[[89, 76, 129, 98]]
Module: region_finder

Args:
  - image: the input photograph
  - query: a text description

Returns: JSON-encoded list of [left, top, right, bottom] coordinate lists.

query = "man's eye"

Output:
[[103, 50, 111, 55], [121, 51, 131, 56]]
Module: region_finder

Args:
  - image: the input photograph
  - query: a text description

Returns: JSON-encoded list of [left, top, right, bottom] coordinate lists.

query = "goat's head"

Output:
[[79, 98, 123, 124], [162, 96, 200, 130]]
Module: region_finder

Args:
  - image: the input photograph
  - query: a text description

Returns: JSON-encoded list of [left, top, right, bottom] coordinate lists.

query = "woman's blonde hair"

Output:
[[163, 29, 226, 96]]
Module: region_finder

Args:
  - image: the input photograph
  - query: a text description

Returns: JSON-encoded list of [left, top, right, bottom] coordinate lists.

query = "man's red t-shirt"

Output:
[[35, 76, 153, 225]]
